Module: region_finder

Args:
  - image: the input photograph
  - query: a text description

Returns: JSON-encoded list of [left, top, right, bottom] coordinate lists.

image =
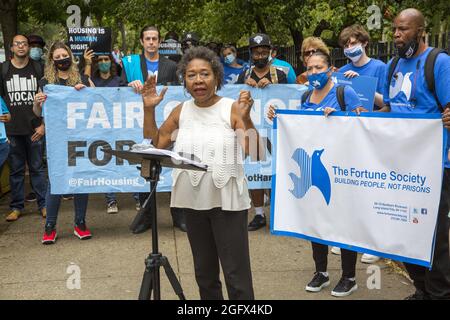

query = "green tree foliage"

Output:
[[1, 0, 448, 58]]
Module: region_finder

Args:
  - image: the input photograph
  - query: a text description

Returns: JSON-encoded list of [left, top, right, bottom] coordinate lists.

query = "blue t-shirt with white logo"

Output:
[[383, 47, 450, 167], [223, 64, 245, 84], [145, 59, 159, 78], [301, 85, 362, 112], [339, 58, 386, 94]]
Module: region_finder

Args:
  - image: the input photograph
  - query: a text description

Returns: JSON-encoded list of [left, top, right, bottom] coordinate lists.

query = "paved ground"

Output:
[[0, 192, 414, 300]]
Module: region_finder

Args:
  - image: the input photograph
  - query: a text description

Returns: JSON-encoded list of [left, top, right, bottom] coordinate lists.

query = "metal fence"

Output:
[[237, 32, 450, 74]]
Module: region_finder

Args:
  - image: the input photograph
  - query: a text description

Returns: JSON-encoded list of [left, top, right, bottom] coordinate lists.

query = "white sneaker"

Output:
[[331, 246, 341, 255], [106, 202, 119, 214], [361, 253, 380, 264]]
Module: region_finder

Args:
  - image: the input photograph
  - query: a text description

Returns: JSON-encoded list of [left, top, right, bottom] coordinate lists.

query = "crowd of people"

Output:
[[0, 7, 448, 300]]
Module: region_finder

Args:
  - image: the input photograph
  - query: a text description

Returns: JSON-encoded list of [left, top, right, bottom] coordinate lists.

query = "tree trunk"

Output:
[[0, 0, 18, 60], [289, 27, 303, 72], [119, 21, 127, 53], [254, 13, 267, 34]]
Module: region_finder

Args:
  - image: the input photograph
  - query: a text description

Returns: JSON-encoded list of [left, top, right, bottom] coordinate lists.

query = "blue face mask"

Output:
[[98, 61, 111, 73], [344, 44, 364, 63], [224, 53, 235, 65], [30, 47, 43, 61], [307, 67, 331, 89]]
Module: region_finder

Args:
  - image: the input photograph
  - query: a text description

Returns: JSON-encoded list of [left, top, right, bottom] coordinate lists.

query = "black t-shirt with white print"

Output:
[[3, 61, 41, 135]]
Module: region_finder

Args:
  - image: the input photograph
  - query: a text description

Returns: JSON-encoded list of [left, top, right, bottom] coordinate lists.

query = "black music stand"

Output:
[[103, 148, 207, 300]]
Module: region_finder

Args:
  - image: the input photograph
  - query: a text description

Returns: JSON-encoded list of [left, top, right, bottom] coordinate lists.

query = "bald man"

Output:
[[383, 8, 450, 300]]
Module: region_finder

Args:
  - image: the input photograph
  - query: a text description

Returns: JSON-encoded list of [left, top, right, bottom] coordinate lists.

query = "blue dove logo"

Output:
[[289, 148, 331, 205]]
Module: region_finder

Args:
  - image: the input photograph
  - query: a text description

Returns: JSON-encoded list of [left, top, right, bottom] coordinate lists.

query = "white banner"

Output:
[[271, 111, 446, 267]]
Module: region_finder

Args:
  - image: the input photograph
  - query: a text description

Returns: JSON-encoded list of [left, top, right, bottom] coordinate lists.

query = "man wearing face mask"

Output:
[[338, 25, 386, 111], [221, 44, 249, 85], [28, 35, 46, 66], [237, 33, 287, 231], [0, 34, 46, 222], [237, 33, 287, 88], [383, 8, 450, 300]]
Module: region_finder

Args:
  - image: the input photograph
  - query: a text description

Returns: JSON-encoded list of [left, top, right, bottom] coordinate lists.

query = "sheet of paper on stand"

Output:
[[131, 144, 207, 169]]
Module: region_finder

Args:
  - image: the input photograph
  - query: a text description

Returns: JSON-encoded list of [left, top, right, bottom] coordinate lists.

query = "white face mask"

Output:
[[344, 44, 364, 63]]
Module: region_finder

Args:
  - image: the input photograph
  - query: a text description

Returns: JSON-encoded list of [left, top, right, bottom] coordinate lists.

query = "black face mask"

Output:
[[54, 57, 72, 71], [254, 57, 269, 69], [396, 32, 421, 59]]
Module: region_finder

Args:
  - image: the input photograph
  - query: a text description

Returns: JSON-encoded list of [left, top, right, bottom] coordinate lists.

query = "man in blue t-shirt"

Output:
[[120, 26, 185, 234], [338, 24, 386, 111], [383, 8, 450, 300]]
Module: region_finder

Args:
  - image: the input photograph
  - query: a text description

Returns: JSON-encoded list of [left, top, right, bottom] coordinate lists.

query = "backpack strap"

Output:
[[424, 48, 447, 112], [336, 85, 346, 111], [387, 56, 400, 88], [1, 61, 10, 82], [301, 89, 313, 106], [243, 66, 253, 82], [30, 60, 44, 80], [269, 65, 278, 84]]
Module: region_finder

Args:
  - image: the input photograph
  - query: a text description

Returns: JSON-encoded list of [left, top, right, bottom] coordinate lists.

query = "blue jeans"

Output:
[[8, 135, 46, 211], [105, 192, 139, 205], [45, 182, 88, 228], [0, 142, 9, 168]]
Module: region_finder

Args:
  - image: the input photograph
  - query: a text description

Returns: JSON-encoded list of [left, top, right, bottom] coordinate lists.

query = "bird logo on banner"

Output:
[[289, 148, 331, 205]]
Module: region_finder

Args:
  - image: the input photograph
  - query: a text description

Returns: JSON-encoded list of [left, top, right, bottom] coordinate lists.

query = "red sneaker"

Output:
[[74, 224, 92, 240], [42, 227, 57, 245]]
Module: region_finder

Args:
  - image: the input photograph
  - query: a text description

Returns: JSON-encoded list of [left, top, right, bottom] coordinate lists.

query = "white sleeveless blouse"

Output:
[[170, 97, 251, 211]]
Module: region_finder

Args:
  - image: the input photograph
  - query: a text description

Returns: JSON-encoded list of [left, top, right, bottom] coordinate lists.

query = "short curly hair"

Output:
[[177, 46, 224, 91]]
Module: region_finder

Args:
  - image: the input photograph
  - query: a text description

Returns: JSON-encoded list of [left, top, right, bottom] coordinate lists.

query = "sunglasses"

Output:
[[303, 49, 318, 57]]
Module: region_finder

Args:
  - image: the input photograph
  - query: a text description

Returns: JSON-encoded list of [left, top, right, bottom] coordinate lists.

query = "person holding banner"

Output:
[[338, 24, 386, 112], [33, 41, 94, 245], [268, 50, 364, 297], [120, 26, 185, 233], [141, 46, 263, 300], [383, 8, 450, 300], [237, 33, 287, 231], [332, 24, 388, 264]]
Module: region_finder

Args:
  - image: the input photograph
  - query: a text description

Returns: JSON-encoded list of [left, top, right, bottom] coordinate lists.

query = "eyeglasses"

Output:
[[13, 41, 29, 47], [303, 49, 318, 57], [252, 51, 270, 59]]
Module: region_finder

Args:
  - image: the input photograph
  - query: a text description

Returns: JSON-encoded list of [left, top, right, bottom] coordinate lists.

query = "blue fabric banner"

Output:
[[43, 84, 308, 194]]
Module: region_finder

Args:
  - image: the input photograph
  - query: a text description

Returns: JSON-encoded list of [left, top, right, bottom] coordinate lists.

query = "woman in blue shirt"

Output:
[[268, 51, 364, 298], [268, 51, 364, 117]]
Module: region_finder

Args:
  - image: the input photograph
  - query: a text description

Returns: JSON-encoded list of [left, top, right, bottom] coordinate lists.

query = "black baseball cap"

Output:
[[249, 33, 272, 49], [28, 35, 46, 47], [181, 32, 200, 44]]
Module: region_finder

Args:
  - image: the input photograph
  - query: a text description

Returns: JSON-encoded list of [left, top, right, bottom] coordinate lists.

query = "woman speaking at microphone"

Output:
[[141, 46, 263, 300]]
